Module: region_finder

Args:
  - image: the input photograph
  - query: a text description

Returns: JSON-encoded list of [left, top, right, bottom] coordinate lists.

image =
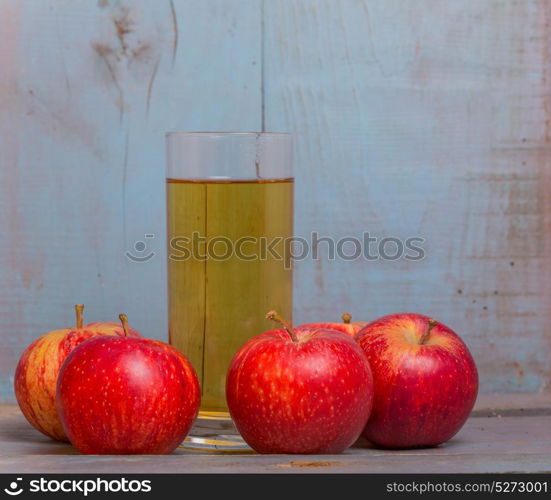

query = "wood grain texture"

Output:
[[1, 0, 550, 400], [1, 403, 550, 473], [264, 0, 551, 393], [0, 0, 261, 400]]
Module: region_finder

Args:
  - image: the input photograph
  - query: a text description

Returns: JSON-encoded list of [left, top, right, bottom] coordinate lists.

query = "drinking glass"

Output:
[[166, 132, 293, 422]]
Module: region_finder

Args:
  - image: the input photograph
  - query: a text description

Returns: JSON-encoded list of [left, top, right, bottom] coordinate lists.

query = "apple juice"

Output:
[[166, 177, 294, 414]]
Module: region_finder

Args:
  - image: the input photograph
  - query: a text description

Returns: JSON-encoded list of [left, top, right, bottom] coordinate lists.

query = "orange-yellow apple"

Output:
[[14, 305, 141, 441], [298, 313, 366, 338]]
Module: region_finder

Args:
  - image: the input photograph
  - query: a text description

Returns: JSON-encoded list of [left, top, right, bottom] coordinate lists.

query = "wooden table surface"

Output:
[[1, 394, 550, 474]]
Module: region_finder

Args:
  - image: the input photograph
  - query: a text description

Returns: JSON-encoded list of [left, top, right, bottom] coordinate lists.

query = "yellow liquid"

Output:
[[166, 178, 294, 413]]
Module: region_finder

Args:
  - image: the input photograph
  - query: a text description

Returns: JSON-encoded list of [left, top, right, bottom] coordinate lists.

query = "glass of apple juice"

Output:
[[165, 132, 293, 448]]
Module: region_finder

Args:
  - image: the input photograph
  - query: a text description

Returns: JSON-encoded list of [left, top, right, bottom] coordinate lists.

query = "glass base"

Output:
[[180, 410, 252, 453]]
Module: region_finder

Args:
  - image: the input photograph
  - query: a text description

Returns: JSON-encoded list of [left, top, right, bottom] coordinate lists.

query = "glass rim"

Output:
[[165, 131, 291, 138]]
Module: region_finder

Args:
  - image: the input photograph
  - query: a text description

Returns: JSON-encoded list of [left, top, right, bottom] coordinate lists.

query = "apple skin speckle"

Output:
[[355, 312, 478, 449], [56, 336, 200, 454], [226, 327, 374, 454]]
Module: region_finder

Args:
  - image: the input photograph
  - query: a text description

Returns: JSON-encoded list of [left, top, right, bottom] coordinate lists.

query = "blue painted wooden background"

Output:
[[1, 0, 550, 401]]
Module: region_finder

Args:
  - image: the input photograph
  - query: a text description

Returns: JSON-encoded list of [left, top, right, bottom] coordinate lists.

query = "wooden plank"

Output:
[[264, 0, 551, 393], [2, 0, 551, 401], [0, 404, 550, 473], [0, 0, 262, 401], [0, 0, 24, 405]]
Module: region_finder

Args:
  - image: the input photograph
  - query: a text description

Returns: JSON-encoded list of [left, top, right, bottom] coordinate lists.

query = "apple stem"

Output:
[[75, 304, 84, 329], [420, 318, 438, 345], [118, 314, 130, 337], [265, 310, 298, 342], [341, 312, 352, 324]]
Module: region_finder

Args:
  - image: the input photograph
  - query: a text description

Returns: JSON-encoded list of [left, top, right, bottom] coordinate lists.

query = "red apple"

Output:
[[14, 305, 141, 441], [299, 312, 366, 338], [226, 311, 374, 454], [355, 312, 478, 449], [56, 315, 200, 454]]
